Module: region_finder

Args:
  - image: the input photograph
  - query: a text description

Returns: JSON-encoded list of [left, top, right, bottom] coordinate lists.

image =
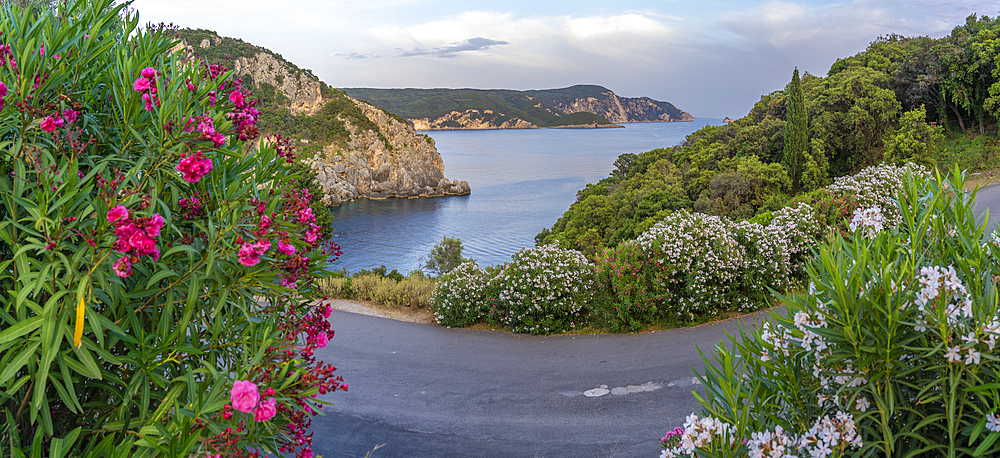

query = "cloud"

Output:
[[334, 52, 384, 60], [397, 37, 509, 58]]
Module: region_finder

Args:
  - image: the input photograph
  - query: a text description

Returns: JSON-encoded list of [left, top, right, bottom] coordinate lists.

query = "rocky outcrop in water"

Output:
[[411, 110, 537, 130], [308, 100, 470, 205]]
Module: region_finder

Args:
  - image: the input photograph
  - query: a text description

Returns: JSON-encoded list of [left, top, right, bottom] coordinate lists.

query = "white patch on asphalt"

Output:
[[666, 377, 703, 387], [578, 381, 662, 398]]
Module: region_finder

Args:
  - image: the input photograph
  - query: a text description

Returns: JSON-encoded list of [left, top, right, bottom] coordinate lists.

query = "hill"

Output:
[[171, 29, 470, 206], [342, 85, 692, 130], [537, 14, 1000, 258]]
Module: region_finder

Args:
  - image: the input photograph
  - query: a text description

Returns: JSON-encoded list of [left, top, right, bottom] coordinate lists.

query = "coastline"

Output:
[[414, 119, 693, 132]]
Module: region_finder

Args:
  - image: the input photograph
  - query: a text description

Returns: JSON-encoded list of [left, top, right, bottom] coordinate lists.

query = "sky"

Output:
[[128, 0, 998, 119]]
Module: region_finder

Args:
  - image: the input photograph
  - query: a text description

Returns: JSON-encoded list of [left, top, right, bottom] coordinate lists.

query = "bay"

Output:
[[327, 119, 723, 274]]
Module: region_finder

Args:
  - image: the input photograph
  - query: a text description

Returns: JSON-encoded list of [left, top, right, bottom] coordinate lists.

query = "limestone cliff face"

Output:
[[308, 100, 470, 205], [171, 29, 469, 205], [231, 53, 324, 115], [411, 109, 537, 130], [550, 92, 694, 123], [172, 37, 323, 115]]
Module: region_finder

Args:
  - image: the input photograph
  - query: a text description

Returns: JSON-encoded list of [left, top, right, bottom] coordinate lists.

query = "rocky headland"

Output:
[[308, 100, 470, 206], [172, 29, 469, 205]]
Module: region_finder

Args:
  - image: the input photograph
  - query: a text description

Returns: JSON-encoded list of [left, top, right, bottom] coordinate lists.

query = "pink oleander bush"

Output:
[[0, 2, 343, 457], [662, 168, 1000, 457]]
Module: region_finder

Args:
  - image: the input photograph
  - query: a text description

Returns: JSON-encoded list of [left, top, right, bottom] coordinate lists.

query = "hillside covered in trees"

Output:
[[342, 85, 691, 129], [538, 14, 1000, 257]]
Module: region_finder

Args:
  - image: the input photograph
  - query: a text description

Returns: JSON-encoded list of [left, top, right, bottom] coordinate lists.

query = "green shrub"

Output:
[[667, 168, 1000, 457], [319, 276, 351, 297], [489, 245, 594, 334], [349, 274, 382, 301], [596, 210, 745, 326], [424, 235, 471, 277], [398, 276, 435, 308]]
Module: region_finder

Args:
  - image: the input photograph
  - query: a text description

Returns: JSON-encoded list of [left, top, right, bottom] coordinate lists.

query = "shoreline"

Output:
[[414, 119, 694, 132]]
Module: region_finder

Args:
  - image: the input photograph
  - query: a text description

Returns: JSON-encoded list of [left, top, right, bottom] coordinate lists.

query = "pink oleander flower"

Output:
[[176, 151, 213, 183], [107, 205, 129, 223], [229, 90, 244, 106], [40, 116, 63, 133], [140, 67, 157, 78], [141, 92, 155, 111], [323, 304, 332, 318], [260, 215, 272, 229], [146, 213, 165, 237], [211, 133, 226, 147], [297, 207, 315, 224], [303, 223, 321, 245], [253, 397, 277, 422], [230, 380, 259, 413], [132, 77, 150, 92], [313, 332, 329, 349], [238, 242, 262, 266], [62, 108, 77, 124], [254, 239, 271, 253], [277, 241, 296, 256], [113, 257, 132, 277], [197, 116, 216, 135], [0, 81, 7, 110]]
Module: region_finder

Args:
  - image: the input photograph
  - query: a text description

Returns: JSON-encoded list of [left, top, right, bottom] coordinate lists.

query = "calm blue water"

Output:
[[327, 120, 722, 273]]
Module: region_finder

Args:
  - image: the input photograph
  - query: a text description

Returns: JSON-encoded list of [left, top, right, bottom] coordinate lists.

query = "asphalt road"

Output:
[[309, 308, 773, 458], [973, 183, 1000, 234]]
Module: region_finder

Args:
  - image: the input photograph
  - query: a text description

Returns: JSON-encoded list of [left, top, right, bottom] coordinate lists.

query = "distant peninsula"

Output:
[[342, 85, 692, 130]]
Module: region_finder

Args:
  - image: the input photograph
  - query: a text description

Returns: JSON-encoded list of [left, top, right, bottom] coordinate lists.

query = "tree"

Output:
[[424, 236, 471, 277], [783, 68, 809, 191], [884, 105, 945, 166]]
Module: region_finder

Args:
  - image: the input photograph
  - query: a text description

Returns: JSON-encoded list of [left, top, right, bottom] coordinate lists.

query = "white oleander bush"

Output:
[[663, 167, 1000, 457], [431, 261, 492, 327], [596, 203, 822, 331], [828, 162, 930, 226], [490, 245, 595, 334]]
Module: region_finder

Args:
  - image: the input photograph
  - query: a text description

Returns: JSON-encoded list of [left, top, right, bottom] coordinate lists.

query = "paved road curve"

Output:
[[973, 183, 1000, 234], [309, 309, 772, 457]]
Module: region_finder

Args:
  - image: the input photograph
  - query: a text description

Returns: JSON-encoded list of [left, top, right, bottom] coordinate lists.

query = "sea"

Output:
[[326, 119, 723, 274]]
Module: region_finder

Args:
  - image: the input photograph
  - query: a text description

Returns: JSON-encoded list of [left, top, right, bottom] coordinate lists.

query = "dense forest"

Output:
[[537, 14, 1000, 258]]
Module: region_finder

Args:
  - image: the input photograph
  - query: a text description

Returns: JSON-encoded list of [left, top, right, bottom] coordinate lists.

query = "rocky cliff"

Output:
[[343, 85, 692, 130], [550, 92, 695, 124], [172, 29, 468, 205], [309, 100, 470, 205], [410, 109, 538, 130]]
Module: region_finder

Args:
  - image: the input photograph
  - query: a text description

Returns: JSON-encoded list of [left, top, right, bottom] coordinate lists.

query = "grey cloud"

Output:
[[334, 52, 383, 60], [398, 37, 509, 58]]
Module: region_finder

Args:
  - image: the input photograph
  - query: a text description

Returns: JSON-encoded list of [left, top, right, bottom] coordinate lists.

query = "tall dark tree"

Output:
[[783, 68, 809, 190]]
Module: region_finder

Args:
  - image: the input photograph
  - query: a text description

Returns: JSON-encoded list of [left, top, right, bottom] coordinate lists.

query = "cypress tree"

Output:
[[783, 68, 809, 191]]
